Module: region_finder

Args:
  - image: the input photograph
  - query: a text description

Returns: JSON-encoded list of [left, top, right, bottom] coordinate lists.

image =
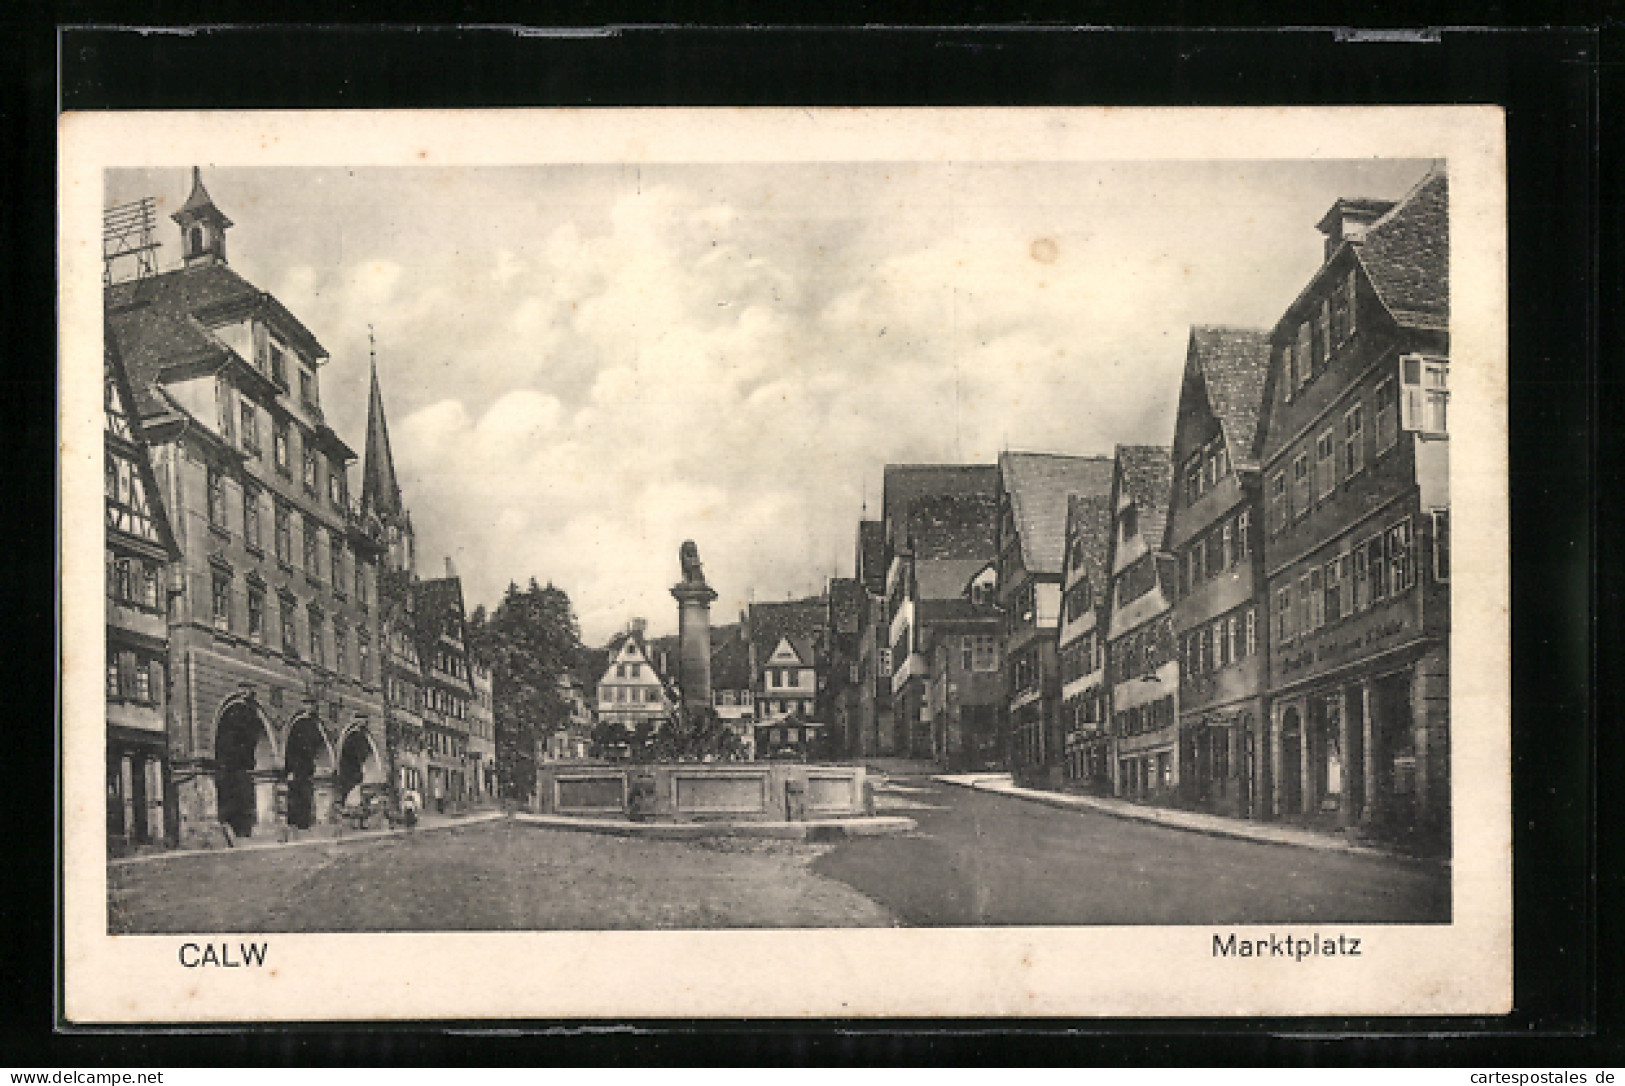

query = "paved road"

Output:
[[814, 776, 1450, 926]]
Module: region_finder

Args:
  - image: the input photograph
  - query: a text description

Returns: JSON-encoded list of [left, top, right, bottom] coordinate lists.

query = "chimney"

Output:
[[1315, 197, 1397, 263], [444, 556, 458, 579], [629, 617, 647, 639]]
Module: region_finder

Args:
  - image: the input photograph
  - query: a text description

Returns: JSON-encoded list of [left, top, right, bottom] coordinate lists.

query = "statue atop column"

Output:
[[671, 539, 717, 712]]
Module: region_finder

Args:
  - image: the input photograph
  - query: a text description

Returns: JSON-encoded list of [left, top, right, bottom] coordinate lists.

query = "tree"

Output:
[[649, 707, 745, 762], [477, 579, 583, 801]]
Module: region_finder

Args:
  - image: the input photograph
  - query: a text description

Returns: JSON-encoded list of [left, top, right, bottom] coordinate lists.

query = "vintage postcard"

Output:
[[61, 108, 1510, 1021]]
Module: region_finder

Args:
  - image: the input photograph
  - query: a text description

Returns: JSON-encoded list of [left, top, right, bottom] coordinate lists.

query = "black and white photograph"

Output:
[[63, 108, 1510, 1020]]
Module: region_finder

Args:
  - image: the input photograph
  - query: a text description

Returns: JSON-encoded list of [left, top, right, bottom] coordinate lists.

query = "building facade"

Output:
[[1165, 327, 1273, 818], [1057, 494, 1113, 791], [414, 574, 475, 811], [922, 563, 1005, 770], [104, 330, 182, 854], [108, 170, 390, 845], [996, 452, 1113, 786], [469, 654, 496, 799], [1258, 171, 1451, 850], [852, 520, 892, 757], [595, 622, 676, 744], [1103, 445, 1177, 801], [823, 579, 865, 758], [747, 597, 825, 758]]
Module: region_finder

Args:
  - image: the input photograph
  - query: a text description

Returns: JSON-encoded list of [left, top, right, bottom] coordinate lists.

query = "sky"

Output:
[[108, 158, 1433, 645]]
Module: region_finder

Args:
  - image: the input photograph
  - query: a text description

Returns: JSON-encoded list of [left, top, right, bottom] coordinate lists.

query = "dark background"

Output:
[[1, 14, 1609, 1066]]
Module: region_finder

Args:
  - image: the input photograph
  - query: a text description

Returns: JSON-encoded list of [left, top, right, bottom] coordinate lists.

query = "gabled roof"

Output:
[[1351, 170, 1449, 331], [106, 262, 328, 421], [881, 464, 999, 550], [172, 166, 234, 227], [748, 596, 825, 674], [1183, 326, 1273, 465], [907, 492, 998, 561], [709, 623, 753, 689], [104, 329, 180, 560], [856, 520, 886, 595], [412, 576, 468, 642], [998, 452, 1114, 575], [1113, 444, 1174, 551], [1063, 493, 1113, 591], [827, 577, 864, 634]]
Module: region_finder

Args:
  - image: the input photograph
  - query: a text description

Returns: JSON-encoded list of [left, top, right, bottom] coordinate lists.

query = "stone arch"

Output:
[[283, 713, 336, 830], [336, 724, 386, 808], [214, 696, 276, 838]]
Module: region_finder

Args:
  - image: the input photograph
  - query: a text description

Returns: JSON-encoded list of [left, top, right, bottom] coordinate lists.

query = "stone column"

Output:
[[1360, 679, 1378, 827], [1269, 705, 1284, 819], [1336, 687, 1353, 828], [671, 542, 718, 715], [1299, 700, 1315, 815]]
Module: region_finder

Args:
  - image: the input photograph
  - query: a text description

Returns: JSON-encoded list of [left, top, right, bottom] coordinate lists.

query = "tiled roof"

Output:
[[915, 558, 992, 602], [856, 520, 886, 595], [907, 492, 998, 561], [748, 597, 825, 672], [106, 264, 261, 417], [1187, 326, 1273, 463], [709, 623, 753, 689], [1064, 493, 1114, 589], [998, 452, 1114, 575], [881, 464, 998, 549], [827, 577, 864, 634], [1114, 444, 1174, 551], [106, 260, 329, 419], [1352, 170, 1449, 330], [412, 576, 467, 643]]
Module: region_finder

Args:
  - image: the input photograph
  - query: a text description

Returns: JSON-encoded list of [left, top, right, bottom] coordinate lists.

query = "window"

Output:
[[1352, 545, 1369, 611], [1366, 534, 1389, 603], [788, 669, 802, 688], [330, 537, 345, 592], [1235, 509, 1251, 562], [1220, 522, 1233, 570], [1191, 541, 1205, 587], [206, 467, 227, 531], [334, 625, 348, 675], [1185, 461, 1202, 507], [300, 369, 317, 410], [1343, 269, 1358, 339], [358, 629, 371, 682], [1316, 429, 1336, 500], [240, 402, 260, 455], [1206, 530, 1224, 579], [1292, 453, 1311, 519], [105, 452, 159, 541], [1375, 377, 1398, 453], [235, 486, 260, 553], [1343, 402, 1365, 478], [877, 648, 891, 677], [274, 420, 291, 474], [1215, 620, 1229, 668], [970, 634, 998, 672], [1316, 298, 1332, 369], [329, 463, 346, 510], [1268, 472, 1287, 536], [216, 380, 236, 443], [274, 503, 292, 564], [1296, 322, 1313, 387], [1432, 510, 1450, 582], [1325, 558, 1343, 624], [1331, 270, 1351, 342], [211, 569, 231, 630], [304, 518, 322, 580], [1244, 607, 1257, 657], [308, 608, 325, 667], [270, 342, 289, 388], [303, 448, 320, 495], [1401, 355, 1450, 436], [1281, 343, 1297, 402], [354, 554, 368, 604], [247, 583, 265, 642], [1387, 518, 1415, 593], [280, 593, 299, 657], [1298, 572, 1314, 635]]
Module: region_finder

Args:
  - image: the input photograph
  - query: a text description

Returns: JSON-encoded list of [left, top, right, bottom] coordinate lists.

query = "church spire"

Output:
[[361, 331, 404, 521]]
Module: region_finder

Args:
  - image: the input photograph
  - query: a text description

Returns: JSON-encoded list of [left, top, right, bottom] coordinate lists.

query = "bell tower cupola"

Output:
[[170, 167, 233, 267]]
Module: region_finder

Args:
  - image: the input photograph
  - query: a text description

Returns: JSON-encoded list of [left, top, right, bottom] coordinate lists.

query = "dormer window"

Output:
[[1121, 505, 1138, 541]]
